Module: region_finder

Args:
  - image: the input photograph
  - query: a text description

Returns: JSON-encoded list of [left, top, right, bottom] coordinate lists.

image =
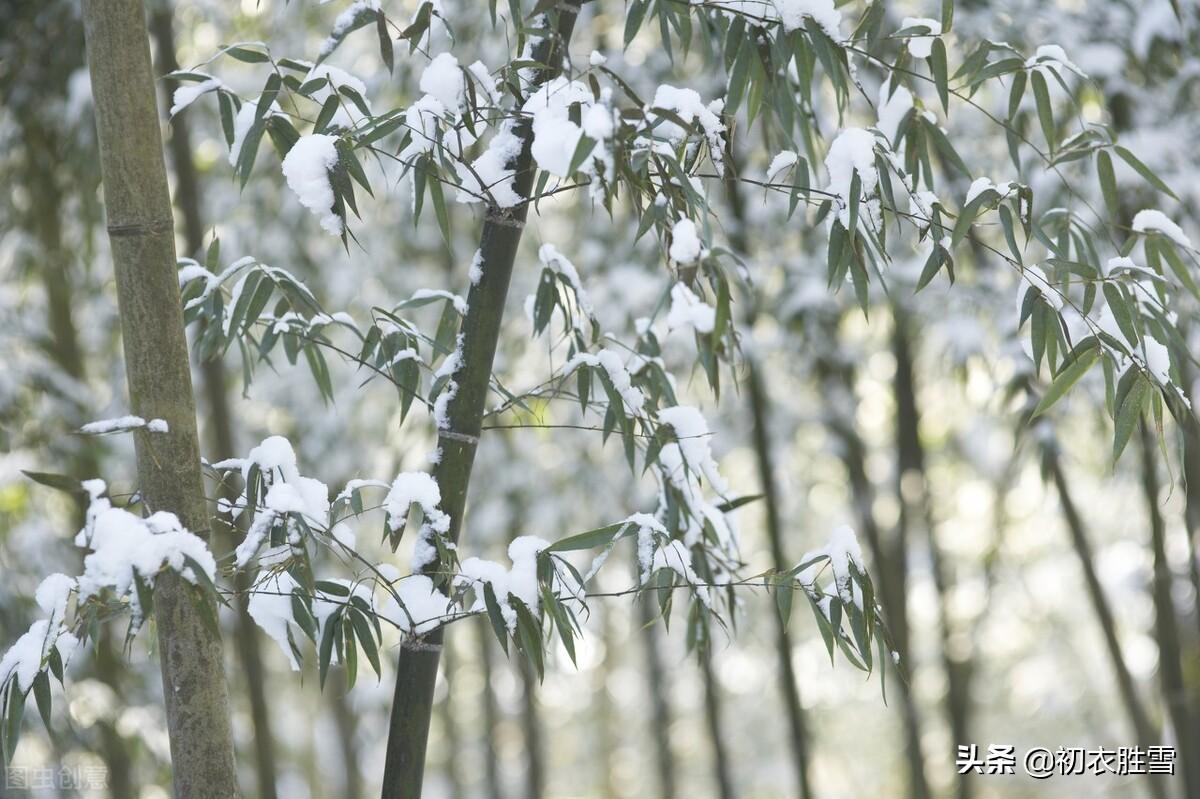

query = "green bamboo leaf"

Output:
[[930, 38, 949, 114], [1030, 69, 1054, 151], [1102, 282, 1140, 346], [1096, 149, 1119, 219], [547, 522, 628, 552], [32, 672, 51, 732], [1032, 345, 1099, 417], [4, 682, 25, 762], [1114, 145, 1178, 200], [1113, 374, 1152, 462]]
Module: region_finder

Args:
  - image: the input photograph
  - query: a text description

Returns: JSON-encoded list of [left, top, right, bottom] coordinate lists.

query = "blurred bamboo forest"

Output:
[[2, 0, 1200, 797]]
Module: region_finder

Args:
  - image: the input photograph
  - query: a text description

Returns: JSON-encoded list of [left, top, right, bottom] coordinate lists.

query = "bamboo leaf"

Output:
[[1113, 374, 1151, 462], [1114, 145, 1178, 200], [1032, 344, 1099, 417]]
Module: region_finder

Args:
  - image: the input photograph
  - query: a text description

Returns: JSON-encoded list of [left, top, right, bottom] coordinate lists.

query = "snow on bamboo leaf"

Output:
[[170, 75, 223, 117], [668, 219, 705, 265], [1, 575, 79, 694], [796, 524, 865, 608], [75, 480, 218, 614], [824, 128, 880, 231], [282, 134, 343, 235], [220, 436, 332, 568], [1131, 209, 1192, 248], [562, 349, 646, 414], [666, 282, 715, 334], [384, 471, 451, 569], [458, 536, 563, 631]]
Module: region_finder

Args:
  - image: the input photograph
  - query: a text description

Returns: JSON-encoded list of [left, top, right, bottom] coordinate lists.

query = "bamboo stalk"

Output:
[[380, 8, 584, 795], [723, 138, 815, 799], [813, 322, 930, 799], [1047, 447, 1165, 799], [890, 312, 970, 799], [639, 594, 678, 799], [1139, 424, 1199, 797], [147, 8, 281, 797], [80, 0, 238, 794]]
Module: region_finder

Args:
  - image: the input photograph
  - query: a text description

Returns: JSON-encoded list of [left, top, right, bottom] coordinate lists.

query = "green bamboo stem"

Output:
[[81, 0, 238, 794], [380, 6, 583, 796]]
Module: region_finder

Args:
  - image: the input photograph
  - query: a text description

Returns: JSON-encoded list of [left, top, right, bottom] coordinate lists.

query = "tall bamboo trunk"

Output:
[[722, 137, 815, 799], [328, 669, 364, 799], [81, 0, 238, 794], [890, 312, 969, 799], [517, 657, 546, 799], [478, 617, 505, 799], [813, 323, 930, 799], [699, 640, 736, 799], [380, 6, 583, 795], [146, 7, 281, 796], [594, 599, 618, 798], [639, 594, 678, 799], [746, 361, 816, 798], [1046, 448, 1166, 799], [1176, 357, 1200, 650], [1139, 425, 1199, 797], [437, 637, 465, 799]]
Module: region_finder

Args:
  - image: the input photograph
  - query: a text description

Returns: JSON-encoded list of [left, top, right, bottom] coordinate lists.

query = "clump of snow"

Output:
[[796, 524, 865, 608], [35, 575, 75, 626], [824, 128, 879, 231], [456, 121, 523, 207], [523, 77, 615, 181], [228, 97, 281, 166], [666, 282, 716, 334], [467, 61, 501, 105], [458, 536, 550, 630], [668, 219, 705, 264], [765, 150, 798, 184], [318, 0, 381, 60], [282, 134, 343, 236], [648, 85, 727, 174], [0, 620, 78, 693], [79, 416, 168, 435], [563, 349, 646, 415], [899, 17, 941, 59], [774, 0, 843, 40], [385, 472, 452, 572], [420, 53, 466, 113], [408, 288, 468, 315], [658, 406, 727, 495], [589, 50, 607, 67], [467, 249, 484, 285], [220, 437, 331, 568], [1024, 44, 1087, 79], [1140, 337, 1172, 385], [170, 77, 222, 117], [1132, 209, 1192, 249], [74, 481, 217, 615], [247, 572, 304, 670], [651, 539, 712, 606], [379, 574, 454, 636], [432, 333, 464, 430], [964, 177, 1016, 206]]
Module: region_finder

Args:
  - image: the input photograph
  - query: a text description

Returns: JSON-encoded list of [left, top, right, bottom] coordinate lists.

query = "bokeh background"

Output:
[[2, 0, 1198, 797]]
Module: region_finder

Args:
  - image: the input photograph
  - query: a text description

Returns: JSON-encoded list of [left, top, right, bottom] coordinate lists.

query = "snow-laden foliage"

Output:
[[4, 0, 1199, 789]]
